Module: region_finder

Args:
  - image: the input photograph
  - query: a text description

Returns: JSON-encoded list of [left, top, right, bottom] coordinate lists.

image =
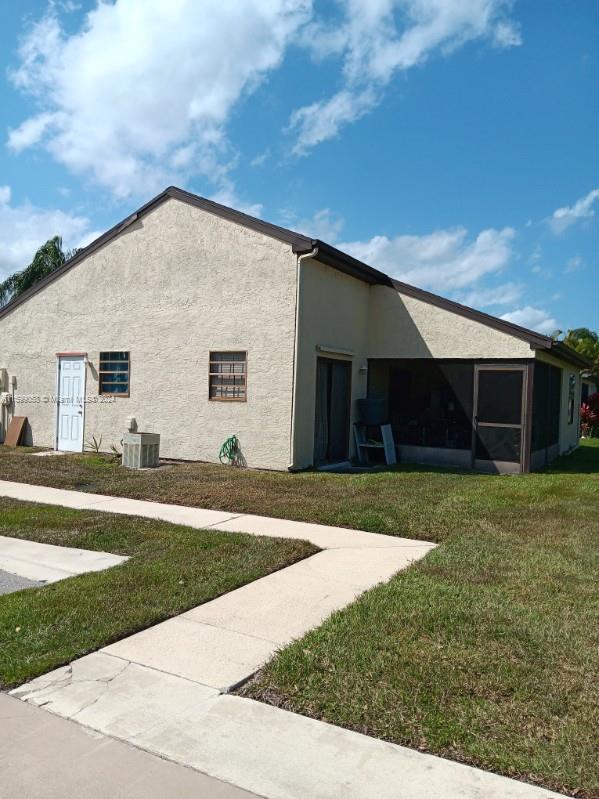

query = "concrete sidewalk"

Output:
[[1, 478, 434, 693], [12, 658, 567, 799], [0, 532, 127, 584], [0, 479, 431, 550], [0, 693, 257, 799], [2, 480, 569, 799]]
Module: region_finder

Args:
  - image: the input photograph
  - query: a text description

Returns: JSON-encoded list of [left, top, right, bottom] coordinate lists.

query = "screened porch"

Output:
[[366, 358, 564, 473]]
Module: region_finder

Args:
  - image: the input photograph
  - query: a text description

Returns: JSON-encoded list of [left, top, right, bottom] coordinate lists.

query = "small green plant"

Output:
[[84, 434, 103, 453], [110, 440, 123, 461]]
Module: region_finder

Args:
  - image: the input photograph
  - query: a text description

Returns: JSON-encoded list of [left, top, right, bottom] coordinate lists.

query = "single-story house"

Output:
[[0, 186, 590, 473]]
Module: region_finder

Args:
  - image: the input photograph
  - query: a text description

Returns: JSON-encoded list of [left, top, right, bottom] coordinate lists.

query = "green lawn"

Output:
[[0, 498, 316, 689], [242, 443, 599, 799], [0, 443, 598, 797], [0, 443, 598, 543]]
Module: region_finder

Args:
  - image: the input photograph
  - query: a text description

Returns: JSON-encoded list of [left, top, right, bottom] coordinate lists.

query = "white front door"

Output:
[[57, 356, 86, 452]]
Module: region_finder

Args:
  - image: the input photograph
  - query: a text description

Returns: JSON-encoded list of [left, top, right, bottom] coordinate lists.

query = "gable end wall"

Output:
[[0, 198, 298, 469]]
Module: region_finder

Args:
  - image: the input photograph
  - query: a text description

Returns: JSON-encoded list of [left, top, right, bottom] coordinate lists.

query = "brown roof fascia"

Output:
[[0, 185, 593, 372], [166, 187, 312, 251], [550, 341, 594, 369], [308, 241, 551, 347], [389, 277, 552, 348], [310, 241, 394, 285], [309, 244, 592, 368], [0, 186, 314, 321], [0, 193, 163, 321]]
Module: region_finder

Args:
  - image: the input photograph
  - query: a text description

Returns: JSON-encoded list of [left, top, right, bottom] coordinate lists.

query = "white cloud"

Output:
[[296, 208, 345, 241], [456, 281, 523, 308], [492, 19, 522, 47], [500, 306, 558, 335], [250, 149, 271, 168], [528, 243, 542, 263], [8, 0, 311, 198], [0, 187, 91, 280], [565, 255, 584, 273], [76, 229, 103, 249], [331, 220, 563, 335], [208, 184, 264, 218], [7, 112, 57, 152], [528, 243, 550, 275], [339, 225, 515, 292], [549, 187, 599, 234], [290, 0, 521, 154], [288, 88, 378, 153]]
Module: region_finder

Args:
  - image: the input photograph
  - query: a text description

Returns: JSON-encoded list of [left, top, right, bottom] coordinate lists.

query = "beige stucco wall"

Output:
[[0, 198, 298, 469], [292, 265, 540, 469], [535, 350, 581, 454], [367, 286, 533, 359], [292, 259, 370, 468], [2, 214, 581, 472]]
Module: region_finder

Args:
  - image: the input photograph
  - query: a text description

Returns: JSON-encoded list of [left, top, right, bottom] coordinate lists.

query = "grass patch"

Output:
[[0, 498, 316, 689], [240, 443, 599, 798], [0, 443, 597, 795], [0, 443, 597, 543]]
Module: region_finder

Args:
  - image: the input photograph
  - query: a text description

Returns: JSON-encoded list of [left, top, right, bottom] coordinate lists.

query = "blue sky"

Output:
[[1, 0, 597, 334]]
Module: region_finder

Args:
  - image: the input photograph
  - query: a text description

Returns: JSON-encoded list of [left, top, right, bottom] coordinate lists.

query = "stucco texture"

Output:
[[292, 262, 538, 468], [367, 287, 533, 360], [293, 259, 370, 468], [0, 198, 298, 469], [1, 205, 581, 472]]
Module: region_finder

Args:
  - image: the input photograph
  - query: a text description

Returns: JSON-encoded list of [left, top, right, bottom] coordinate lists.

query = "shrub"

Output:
[[581, 392, 599, 438]]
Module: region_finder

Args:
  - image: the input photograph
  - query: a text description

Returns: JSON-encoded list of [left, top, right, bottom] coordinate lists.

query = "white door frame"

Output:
[[55, 353, 87, 452]]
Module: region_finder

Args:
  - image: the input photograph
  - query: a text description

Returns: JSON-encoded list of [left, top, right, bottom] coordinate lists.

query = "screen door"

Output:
[[473, 366, 526, 473]]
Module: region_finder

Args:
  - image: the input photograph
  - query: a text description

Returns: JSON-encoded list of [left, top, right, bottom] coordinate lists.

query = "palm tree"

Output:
[[0, 236, 80, 309], [564, 328, 599, 374]]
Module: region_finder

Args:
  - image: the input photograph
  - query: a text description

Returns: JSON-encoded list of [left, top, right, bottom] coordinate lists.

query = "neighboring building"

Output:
[[582, 372, 598, 403], [0, 187, 590, 473]]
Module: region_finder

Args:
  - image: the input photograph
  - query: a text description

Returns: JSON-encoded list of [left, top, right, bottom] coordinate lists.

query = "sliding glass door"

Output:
[[314, 357, 352, 466]]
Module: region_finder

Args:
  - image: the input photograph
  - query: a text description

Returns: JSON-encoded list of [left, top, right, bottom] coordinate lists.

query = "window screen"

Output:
[[477, 370, 523, 425], [475, 426, 521, 462], [532, 362, 561, 449], [99, 352, 130, 395], [209, 352, 247, 400], [386, 360, 473, 450]]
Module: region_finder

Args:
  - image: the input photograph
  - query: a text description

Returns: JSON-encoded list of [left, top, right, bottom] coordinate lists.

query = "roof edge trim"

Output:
[[0, 186, 313, 321]]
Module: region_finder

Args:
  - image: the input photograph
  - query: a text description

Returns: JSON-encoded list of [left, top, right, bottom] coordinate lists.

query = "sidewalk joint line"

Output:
[[94, 651, 224, 693], [177, 615, 281, 646]]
